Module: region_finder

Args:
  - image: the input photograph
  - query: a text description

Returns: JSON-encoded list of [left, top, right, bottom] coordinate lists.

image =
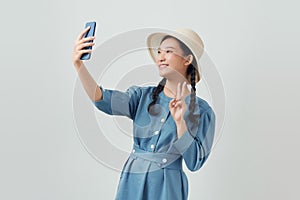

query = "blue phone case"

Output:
[[80, 21, 96, 60]]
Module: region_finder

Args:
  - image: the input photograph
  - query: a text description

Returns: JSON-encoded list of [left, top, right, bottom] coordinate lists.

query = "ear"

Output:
[[184, 55, 193, 67]]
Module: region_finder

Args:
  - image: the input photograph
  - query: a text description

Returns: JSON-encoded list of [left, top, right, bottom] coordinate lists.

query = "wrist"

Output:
[[176, 120, 187, 139], [74, 60, 83, 71]]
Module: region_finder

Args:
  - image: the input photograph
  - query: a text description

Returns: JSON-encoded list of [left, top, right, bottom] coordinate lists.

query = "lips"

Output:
[[159, 64, 169, 68]]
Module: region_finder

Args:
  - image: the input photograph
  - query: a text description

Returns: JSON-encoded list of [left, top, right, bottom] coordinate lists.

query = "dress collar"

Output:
[[159, 89, 173, 102]]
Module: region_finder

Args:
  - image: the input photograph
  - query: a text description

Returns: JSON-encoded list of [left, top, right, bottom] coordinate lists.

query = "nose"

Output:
[[156, 50, 166, 62]]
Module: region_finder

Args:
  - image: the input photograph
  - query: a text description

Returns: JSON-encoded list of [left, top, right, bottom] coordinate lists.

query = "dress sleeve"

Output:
[[171, 95, 216, 172], [92, 85, 141, 119]]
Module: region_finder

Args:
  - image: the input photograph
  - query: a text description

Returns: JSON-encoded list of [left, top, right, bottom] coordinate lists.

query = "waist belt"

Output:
[[129, 145, 182, 170]]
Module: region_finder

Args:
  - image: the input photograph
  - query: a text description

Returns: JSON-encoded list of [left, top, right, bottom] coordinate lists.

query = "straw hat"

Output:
[[146, 28, 205, 83]]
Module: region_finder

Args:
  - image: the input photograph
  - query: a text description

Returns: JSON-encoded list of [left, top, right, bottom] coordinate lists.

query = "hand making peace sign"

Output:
[[169, 81, 191, 123]]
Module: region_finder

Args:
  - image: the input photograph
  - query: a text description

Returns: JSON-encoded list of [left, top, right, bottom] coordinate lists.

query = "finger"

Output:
[[181, 81, 186, 97], [74, 49, 92, 61], [182, 81, 190, 97], [77, 26, 91, 41], [169, 99, 176, 107], [170, 98, 183, 108], [176, 82, 181, 100], [78, 42, 95, 50], [79, 49, 93, 54], [174, 100, 183, 108], [81, 36, 96, 43]]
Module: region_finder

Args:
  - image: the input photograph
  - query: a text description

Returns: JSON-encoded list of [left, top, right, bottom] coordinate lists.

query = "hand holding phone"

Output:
[[80, 21, 96, 60]]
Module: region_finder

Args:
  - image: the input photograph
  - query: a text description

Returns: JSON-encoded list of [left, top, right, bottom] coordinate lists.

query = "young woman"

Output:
[[72, 27, 216, 200]]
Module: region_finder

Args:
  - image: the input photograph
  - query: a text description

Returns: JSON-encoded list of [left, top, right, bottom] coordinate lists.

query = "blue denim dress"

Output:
[[93, 85, 216, 200]]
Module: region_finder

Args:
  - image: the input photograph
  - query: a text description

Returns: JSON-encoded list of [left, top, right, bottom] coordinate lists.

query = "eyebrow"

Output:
[[157, 46, 176, 50]]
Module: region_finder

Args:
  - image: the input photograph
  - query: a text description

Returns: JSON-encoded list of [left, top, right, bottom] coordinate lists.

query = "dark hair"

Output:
[[147, 35, 198, 123]]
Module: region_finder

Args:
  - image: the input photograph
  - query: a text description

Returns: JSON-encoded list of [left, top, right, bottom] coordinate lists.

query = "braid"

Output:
[[148, 78, 166, 115], [188, 66, 198, 124]]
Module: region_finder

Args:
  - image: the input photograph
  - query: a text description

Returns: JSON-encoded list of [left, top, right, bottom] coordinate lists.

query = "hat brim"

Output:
[[146, 31, 201, 83]]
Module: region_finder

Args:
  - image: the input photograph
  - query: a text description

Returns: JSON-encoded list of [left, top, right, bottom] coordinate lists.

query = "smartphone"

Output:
[[80, 21, 96, 60]]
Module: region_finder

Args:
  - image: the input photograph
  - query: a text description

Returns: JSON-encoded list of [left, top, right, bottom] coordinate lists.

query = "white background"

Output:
[[0, 0, 299, 199]]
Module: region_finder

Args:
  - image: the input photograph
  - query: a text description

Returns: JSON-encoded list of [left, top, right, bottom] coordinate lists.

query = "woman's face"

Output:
[[155, 37, 191, 80]]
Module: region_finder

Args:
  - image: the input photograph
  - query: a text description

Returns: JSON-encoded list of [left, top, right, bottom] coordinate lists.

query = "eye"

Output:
[[166, 50, 173, 53], [157, 50, 161, 54]]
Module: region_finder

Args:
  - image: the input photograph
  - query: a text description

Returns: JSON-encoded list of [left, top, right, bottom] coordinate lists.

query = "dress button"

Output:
[[132, 149, 135, 153], [160, 118, 165, 123], [162, 158, 167, 163], [154, 131, 159, 135], [150, 144, 155, 149]]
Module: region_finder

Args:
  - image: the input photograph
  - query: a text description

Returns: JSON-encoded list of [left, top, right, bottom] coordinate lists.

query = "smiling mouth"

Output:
[[159, 64, 169, 68]]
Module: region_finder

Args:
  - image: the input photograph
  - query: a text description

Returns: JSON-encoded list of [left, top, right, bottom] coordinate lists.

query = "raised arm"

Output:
[[168, 82, 216, 171], [72, 27, 102, 102]]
